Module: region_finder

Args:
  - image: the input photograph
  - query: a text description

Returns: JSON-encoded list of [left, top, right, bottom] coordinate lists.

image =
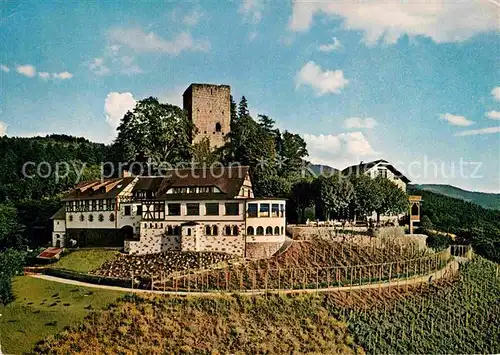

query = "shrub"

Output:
[[0, 248, 26, 304], [425, 232, 452, 251]]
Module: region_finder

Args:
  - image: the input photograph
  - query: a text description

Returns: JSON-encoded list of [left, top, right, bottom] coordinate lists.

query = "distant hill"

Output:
[[306, 164, 338, 177], [412, 184, 500, 210]]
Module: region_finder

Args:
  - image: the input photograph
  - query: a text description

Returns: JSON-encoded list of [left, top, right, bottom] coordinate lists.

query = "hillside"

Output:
[[413, 184, 500, 210], [33, 257, 500, 354], [408, 186, 500, 262], [307, 163, 338, 176]]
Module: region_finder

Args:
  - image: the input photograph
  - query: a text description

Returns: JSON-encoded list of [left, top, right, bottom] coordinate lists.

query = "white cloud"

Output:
[[105, 92, 137, 130], [439, 113, 474, 126], [296, 61, 348, 95], [344, 117, 377, 129], [0, 65, 9, 73], [486, 110, 500, 120], [108, 27, 209, 55], [249, 31, 258, 41], [289, 2, 497, 45], [183, 9, 203, 26], [303, 131, 377, 168], [319, 37, 342, 52], [38, 72, 51, 80], [89, 57, 110, 76], [239, 0, 263, 23], [0, 121, 8, 135], [492, 87, 500, 102], [16, 64, 36, 78], [455, 126, 500, 137], [52, 71, 73, 80]]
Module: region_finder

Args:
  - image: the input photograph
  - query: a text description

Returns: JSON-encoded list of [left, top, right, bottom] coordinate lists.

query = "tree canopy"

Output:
[[114, 97, 194, 169]]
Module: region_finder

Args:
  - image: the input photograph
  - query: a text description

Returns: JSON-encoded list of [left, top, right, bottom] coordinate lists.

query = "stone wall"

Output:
[[66, 228, 123, 247], [245, 242, 283, 259], [125, 235, 181, 255], [287, 225, 428, 250]]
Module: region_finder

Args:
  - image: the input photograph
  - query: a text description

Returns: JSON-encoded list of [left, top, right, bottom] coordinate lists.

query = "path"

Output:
[[29, 259, 459, 297]]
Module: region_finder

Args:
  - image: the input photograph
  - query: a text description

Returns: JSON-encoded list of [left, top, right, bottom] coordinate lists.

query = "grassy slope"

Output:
[[34, 294, 364, 355], [0, 276, 125, 354], [48, 249, 119, 273], [31, 258, 499, 354]]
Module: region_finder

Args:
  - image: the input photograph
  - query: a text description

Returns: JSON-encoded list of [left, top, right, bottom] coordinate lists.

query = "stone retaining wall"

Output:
[[287, 225, 428, 250]]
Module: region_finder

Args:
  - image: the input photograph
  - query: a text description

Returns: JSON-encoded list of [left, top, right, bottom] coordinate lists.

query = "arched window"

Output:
[[155, 223, 158, 229], [187, 228, 191, 236], [225, 225, 231, 236], [232, 225, 239, 236], [205, 225, 211, 235], [174, 226, 180, 235], [215, 122, 221, 132], [213, 225, 218, 236], [160, 223, 163, 229], [150, 223, 153, 228], [281, 226, 284, 235], [167, 225, 173, 235], [274, 226, 280, 235], [79, 214, 85, 222], [88, 214, 94, 222], [247, 226, 254, 235], [109, 213, 115, 222], [256, 226, 264, 235], [266, 226, 273, 235], [98, 214, 104, 222], [68, 215, 73, 222]]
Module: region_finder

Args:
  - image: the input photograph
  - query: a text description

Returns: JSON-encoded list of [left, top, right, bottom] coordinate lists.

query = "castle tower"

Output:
[[183, 83, 231, 149]]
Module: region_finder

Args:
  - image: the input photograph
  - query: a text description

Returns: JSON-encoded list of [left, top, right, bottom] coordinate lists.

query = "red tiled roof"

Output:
[[37, 247, 63, 259]]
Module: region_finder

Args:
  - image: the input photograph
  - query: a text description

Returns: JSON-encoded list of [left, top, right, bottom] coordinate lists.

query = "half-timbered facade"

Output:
[[52, 166, 287, 258]]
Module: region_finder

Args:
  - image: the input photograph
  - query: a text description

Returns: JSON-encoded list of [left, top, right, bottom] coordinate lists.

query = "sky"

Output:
[[0, 0, 499, 193]]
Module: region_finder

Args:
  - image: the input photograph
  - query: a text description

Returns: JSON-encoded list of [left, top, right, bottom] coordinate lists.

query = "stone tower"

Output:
[[183, 83, 231, 149]]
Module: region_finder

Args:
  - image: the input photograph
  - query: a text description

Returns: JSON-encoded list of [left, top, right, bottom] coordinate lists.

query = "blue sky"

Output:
[[1, 0, 499, 192]]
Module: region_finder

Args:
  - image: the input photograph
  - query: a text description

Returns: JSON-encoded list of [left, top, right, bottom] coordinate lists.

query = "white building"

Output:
[[51, 166, 287, 258], [342, 159, 409, 192], [342, 159, 411, 224]]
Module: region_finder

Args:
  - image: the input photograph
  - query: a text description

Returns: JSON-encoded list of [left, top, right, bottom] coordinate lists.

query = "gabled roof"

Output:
[[50, 206, 66, 220], [342, 159, 410, 183], [62, 166, 251, 202], [156, 165, 250, 200], [62, 177, 136, 201]]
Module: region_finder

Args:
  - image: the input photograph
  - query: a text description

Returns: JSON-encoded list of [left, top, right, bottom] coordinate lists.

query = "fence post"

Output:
[[278, 267, 281, 294], [316, 268, 319, 292], [388, 263, 392, 293]]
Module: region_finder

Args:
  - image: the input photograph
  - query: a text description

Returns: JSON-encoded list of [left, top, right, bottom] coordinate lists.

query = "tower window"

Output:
[[215, 122, 222, 132]]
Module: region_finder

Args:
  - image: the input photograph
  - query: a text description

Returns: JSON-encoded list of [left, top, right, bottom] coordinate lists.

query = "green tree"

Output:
[[230, 95, 238, 128], [314, 175, 353, 220], [373, 176, 408, 224], [192, 137, 221, 166], [113, 97, 194, 169], [290, 180, 315, 223], [420, 215, 434, 232], [349, 174, 382, 222], [0, 204, 21, 249], [278, 131, 308, 179]]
